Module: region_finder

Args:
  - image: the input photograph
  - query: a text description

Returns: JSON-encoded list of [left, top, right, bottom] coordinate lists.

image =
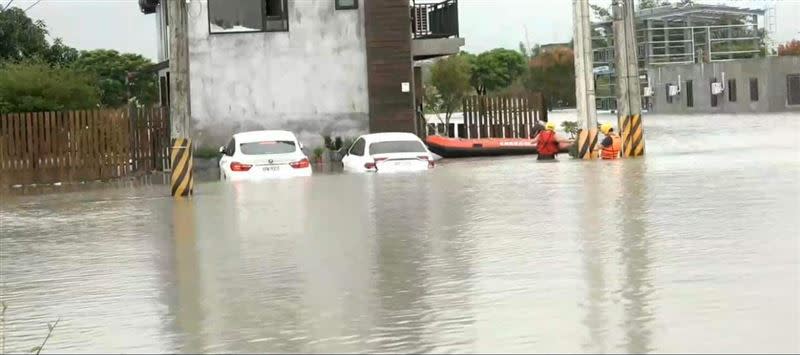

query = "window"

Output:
[[665, 83, 672, 104], [240, 141, 296, 155], [686, 80, 693, 108], [335, 0, 358, 10], [208, 0, 288, 34], [787, 74, 800, 106], [710, 79, 718, 107], [749, 78, 759, 102], [225, 139, 236, 156], [369, 141, 427, 155], [728, 79, 737, 102], [349, 138, 366, 156]]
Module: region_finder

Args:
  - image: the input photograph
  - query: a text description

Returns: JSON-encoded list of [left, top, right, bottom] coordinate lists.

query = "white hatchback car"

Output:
[[342, 132, 435, 173], [219, 130, 312, 181]]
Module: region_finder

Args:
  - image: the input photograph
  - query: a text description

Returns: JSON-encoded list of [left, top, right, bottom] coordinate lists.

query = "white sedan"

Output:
[[218, 130, 312, 181], [342, 132, 435, 173]]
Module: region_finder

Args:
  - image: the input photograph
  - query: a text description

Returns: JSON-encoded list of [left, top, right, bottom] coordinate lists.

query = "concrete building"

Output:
[[138, 0, 464, 148], [591, 3, 770, 111], [647, 56, 800, 114]]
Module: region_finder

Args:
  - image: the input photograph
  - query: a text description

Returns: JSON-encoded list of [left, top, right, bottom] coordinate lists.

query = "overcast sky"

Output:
[[11, 0, 800, 61]]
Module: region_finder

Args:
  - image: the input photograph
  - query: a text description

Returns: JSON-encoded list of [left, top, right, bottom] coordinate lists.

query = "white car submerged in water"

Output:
[[342, 132, 435, 173], [219, 130, 312, 181]]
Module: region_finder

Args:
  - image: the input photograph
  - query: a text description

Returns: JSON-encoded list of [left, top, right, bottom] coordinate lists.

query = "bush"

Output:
[[0, 62, 99, 113]]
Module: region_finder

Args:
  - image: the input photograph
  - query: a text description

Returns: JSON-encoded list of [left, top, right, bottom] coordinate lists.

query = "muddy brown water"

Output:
[[1, 113, 798, 353]]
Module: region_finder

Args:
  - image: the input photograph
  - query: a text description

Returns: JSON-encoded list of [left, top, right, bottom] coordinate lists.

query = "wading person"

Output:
[[532, 122, 572, 161], [596, 122, 621, 160]]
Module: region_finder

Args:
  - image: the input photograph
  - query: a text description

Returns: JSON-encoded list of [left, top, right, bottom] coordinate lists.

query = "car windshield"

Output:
[[239, 140, 296, 155], [369, 140, 426, 155]]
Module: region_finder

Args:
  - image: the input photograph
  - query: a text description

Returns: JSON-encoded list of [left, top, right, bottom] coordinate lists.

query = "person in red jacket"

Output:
[[531, 121, 572, 161]]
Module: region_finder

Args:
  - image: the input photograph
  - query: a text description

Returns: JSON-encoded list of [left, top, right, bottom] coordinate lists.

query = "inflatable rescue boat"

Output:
[[425, 135, 571, 158]]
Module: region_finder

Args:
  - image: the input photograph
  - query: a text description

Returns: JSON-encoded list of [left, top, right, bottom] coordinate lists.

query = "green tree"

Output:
[[70, 49, 158, 107], [638, 0, 670, 10], [590, 4, 611, 21], [469, 48, 526, 95], [0, 62, 100, 113], [44, 39, 80, 67], [426, 54, 472, 136], [524, 47, 576, 108], [0, 7, 49, 62]]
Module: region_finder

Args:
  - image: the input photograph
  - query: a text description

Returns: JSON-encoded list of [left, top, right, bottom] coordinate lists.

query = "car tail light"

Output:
[[230, 161, 252, 172], [417, 155, 435, 168], [290, 158, 310, 169], [365, 157, 387, 171]]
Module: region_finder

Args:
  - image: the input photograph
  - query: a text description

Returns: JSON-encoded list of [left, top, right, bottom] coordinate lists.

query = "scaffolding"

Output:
[[591, 3, 766, 110]]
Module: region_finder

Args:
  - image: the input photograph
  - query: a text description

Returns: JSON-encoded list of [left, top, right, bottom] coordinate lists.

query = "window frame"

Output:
[[749, 78, 759, 102], [349, 138, 366, 156], [335, 0, 358, 10], [787, 74, 800, 106], [686, 80, 693, 108], [728, 78, 737, 102], [207, 0, 289, 35]]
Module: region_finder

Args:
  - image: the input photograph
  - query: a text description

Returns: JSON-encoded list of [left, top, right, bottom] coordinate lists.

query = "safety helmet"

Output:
[[600, 122, 613, 134], [545, 121, 556, 131]]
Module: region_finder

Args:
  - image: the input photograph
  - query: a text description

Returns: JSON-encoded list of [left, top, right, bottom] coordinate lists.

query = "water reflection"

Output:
[[616, 160, 654, 354], [579, 163, 610, 353]]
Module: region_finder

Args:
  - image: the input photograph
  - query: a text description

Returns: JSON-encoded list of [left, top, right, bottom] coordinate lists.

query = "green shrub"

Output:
[[0, 62, 99, 113]]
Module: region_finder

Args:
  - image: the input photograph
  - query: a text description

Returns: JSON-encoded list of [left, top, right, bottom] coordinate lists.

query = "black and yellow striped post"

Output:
[[170, 138, 193, 197], [575, 127, 599, 160], [619, 113, 645, 157]]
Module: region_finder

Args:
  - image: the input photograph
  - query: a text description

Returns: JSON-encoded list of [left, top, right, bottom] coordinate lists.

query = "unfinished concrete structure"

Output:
[[139, 0, 464, 149], [647, 56, 800, 114], [591, 3, 768, 111]]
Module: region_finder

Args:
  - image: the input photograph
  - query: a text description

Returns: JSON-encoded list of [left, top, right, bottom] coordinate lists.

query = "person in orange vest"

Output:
[[595, 122, 621, 160], [531, 121, 573, 161]]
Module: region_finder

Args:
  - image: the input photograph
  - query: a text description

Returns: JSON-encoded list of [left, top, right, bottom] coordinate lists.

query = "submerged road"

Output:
[[1, 112, 798, 353]]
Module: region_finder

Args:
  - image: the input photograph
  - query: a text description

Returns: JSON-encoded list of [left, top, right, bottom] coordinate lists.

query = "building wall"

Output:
[[184, 0, 370, 149], [648, 56, 800, 114], [364, 0, 416, 133]]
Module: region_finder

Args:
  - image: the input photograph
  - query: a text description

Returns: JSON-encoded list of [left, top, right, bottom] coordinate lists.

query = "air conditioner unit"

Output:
[[711, 82, 724, 95], [668, 84, 679, 97], [643, 87, 653, 97]]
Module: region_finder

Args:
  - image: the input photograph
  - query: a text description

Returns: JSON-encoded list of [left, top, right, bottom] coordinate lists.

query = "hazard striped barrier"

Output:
[[576, 127, 598, 160], [620, 114, 645, 157], [170, 138, 193, 197]]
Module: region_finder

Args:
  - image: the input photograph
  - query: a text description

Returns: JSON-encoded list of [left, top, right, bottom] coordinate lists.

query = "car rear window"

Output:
[[239, 141, 296, 155], [369, 140, 426, 155]]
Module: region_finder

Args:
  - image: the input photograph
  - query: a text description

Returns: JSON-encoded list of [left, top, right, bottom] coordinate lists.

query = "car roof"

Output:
[[234, 130, 298, 143], [360, 132, 422, 143]]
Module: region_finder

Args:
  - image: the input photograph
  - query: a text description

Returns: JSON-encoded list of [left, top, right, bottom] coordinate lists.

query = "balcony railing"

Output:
[[412, 0, 459, 39]]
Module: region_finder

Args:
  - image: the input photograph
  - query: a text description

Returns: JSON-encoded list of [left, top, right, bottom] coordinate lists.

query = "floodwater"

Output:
[[1, 112, 799, 353]]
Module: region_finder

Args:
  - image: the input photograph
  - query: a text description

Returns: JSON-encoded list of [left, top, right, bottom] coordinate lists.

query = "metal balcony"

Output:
[[411, 0, 459, 39]]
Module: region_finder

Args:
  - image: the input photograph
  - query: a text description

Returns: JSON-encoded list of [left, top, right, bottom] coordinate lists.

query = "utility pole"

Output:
[[168, 0, 193, 197], [572, 0, 598, 159], [612, 0, 645, 157]]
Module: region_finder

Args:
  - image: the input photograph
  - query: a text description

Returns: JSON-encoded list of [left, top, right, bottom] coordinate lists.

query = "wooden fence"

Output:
[[462, 93, 547, 139], [0, 107, 170, 186]]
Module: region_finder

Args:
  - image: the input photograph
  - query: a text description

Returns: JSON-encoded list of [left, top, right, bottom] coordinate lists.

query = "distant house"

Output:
[[539, 42, 571, 54], [139, 0, 464, 148]]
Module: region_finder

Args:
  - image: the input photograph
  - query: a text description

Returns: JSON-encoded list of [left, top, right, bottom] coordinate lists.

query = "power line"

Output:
[[2, 0, 15, 11], [23, 0, 42, 12]]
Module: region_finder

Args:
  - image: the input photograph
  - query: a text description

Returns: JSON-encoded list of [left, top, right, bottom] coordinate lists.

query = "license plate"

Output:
[[262, 166, 279, 172]]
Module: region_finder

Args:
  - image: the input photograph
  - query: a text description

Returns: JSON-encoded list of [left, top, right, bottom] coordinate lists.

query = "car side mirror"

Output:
[[299, 142, 304, 150], [218, 146, 225, 155]]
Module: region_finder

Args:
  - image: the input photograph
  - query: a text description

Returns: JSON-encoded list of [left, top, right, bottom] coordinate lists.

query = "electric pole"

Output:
[[168, 0, 193, 196], [612, 0, 645, 157], [572, 0, 599, 159]]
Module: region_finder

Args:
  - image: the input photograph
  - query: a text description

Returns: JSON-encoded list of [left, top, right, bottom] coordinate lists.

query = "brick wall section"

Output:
[[364, 0, 416, 133]]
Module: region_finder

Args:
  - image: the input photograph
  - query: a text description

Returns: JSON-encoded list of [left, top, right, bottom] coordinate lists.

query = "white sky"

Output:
[[11, 0, 800, 61]]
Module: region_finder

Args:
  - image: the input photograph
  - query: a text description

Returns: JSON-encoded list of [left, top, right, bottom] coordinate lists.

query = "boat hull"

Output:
[[425, 136, 571, 159]]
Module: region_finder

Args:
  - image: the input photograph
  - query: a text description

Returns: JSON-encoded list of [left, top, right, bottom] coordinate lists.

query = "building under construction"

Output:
[[591, 3, 769, 110]]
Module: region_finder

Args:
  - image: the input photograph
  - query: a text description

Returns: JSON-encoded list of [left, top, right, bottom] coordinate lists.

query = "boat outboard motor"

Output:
[[139, 0, 160, 14]]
